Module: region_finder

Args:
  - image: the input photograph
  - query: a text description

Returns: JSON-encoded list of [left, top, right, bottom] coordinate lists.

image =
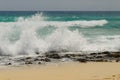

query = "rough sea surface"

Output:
[[0, 11, 120, 56]]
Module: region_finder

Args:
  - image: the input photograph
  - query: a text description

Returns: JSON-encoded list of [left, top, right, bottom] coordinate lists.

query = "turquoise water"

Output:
[[0, 11, 120, 56]]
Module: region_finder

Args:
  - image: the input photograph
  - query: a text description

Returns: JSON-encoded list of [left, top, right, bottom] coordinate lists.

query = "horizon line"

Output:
[[0, 10, 120, 12]]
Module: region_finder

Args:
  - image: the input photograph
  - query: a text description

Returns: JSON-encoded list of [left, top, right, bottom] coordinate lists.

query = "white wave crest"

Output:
[[17, 13, 44, 22], [17, 13, 108, 28], [45, 20, 108, 28], [0, 13, 119, 56]]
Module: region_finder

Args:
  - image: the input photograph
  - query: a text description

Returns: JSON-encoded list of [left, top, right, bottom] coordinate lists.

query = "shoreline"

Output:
[[0, 62, 120, 80], [0, 51, 120, 66], [0, 51, 120, 80]]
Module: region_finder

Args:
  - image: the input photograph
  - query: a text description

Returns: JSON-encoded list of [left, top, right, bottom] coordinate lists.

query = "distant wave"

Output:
[[16, 13, 108, 28], [45, 20, 108, 28]]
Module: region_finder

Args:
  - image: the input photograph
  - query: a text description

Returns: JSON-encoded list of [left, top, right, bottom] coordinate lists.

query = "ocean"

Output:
[[0, 11, 120, 56]]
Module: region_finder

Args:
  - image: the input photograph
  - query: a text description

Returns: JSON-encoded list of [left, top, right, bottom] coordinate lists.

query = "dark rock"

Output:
[[37, 56, 45, 58], [90, 53, 97, 55], [35, 52, 40, 55], [98, 53, 102, 55], [63, 54, 72, 58], [40, 58, 45, 61], [44, 58, 51, 62], [106, 52, 120, 58], [45, 53, 61, 59], [63, 54, 81, 58], [25, 57, 32, 60], [40, 58, 51, 62], [76, 58, 87, 63], [6, 62, 12, 65], [34, 58, 40, 61], [96, 56, 104, 58], [38, 62, 41, 64], [90, 51, 111, 56], [104, 60, 108, 62], [101, 51, 111, 55], [86, 56, 92, 59], [95, 59, 104, 62], [45, 50, 62, 59], [116, 59, 120, 62]]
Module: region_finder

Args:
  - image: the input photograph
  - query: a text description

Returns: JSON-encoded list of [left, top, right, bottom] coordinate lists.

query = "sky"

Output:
[[0, 0, 119, 11]]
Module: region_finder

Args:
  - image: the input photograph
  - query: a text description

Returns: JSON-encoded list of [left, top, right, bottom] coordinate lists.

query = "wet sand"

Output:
[[0, 62, 120, 80]]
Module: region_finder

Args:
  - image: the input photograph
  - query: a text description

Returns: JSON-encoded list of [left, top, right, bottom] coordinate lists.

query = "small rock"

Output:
[[76, 58, 87, 63], [95, 59, 105, 62], [106, 52, 120, 58], [38, 62, 41, 64], [25, 61, 32, 64], [35, 52, 40, 55], [96, 56, 103, 58], [44, 58, 51, 62], [63, 54, 71, 58], [116, 59, 119, 62], [45, 51, 59, 54], [34, 58, 40, 61], [45, 53, 61, 59], [6, 63, 12, 65], [25, 57, 32, 60], [101, 51, 111, 55], [90, 53, 97, 55], [40, 58, 51, 62]]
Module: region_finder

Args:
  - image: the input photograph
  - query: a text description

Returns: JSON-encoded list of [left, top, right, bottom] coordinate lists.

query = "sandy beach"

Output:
[[0, 62, 120, 80]]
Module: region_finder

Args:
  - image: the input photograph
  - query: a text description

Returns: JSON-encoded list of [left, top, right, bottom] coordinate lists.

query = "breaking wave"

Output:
[[0, 13, 119, 56], [17, 13, 108, 28]]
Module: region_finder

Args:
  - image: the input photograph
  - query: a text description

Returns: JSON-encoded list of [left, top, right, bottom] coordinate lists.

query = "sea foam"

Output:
[[0, 13, 119, 56]]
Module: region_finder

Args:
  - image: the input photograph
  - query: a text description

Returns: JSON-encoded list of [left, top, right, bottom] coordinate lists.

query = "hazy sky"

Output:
[[0, 0, 119, 11]]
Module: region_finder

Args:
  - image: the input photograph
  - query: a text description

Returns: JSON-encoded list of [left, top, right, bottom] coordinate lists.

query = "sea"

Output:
[[0, 11, 120, 56]]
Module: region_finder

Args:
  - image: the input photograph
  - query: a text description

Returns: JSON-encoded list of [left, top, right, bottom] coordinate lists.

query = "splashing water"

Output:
[[0, 12, 119, 56]]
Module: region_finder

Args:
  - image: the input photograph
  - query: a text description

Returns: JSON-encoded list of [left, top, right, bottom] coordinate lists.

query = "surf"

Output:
[[0, 13, 119, 56]]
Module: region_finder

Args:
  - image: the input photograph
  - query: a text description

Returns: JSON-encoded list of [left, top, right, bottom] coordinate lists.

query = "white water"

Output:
[[17, 14, 108, 28], [0, 13, 119, 56]]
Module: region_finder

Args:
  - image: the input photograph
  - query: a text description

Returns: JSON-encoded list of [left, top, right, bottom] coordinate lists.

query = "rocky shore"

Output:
[[0, 51, 120, 66]]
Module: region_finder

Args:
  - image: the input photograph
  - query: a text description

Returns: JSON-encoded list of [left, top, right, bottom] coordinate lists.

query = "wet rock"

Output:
[[40, 58, 51, 62], [116, 60, 119, 62], [116, 59, 120, 62], [44, 50, 62, 59], [104, 60, 108, 62], [90, 53, 97, 55], [25, 57, 32, 60], [95, 59, 104, 62], [1, 51, 120, 66], [63, 54, 72, 58], [34, 58, 40, 61], [44, 58, 51, 62], [76, 58, 87, 63], [101, 51, 111, 55], [35, 52, 40, 55], [96, 56, 104, 58], [90, 51, 111, 56], [45, 53, 61, 59], [106, 52, 120, 58], [38, 62, 41, 64], [63, 54, 82, 58], [6, 62, 12, 65]]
